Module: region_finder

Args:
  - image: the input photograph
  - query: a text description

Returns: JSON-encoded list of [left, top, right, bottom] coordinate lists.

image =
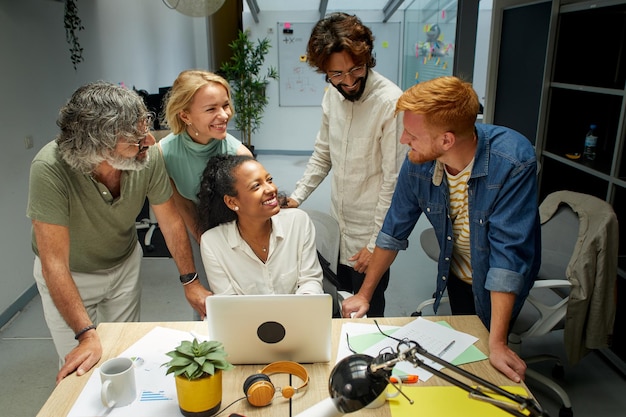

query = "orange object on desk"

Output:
[[390, 375, 418, 384]]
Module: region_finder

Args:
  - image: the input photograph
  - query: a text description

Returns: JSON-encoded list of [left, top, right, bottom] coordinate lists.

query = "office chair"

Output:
[[135, 198, 158, 251], [413, 194, 604, 417], [303, 209, 351, 317]]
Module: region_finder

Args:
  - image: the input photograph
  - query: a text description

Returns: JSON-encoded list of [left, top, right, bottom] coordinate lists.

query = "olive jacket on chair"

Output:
[[539, 190, 618, 364]]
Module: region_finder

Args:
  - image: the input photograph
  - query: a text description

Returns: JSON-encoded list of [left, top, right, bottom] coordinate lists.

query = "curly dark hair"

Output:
[[306, 12, 376, 74], [196, 154, 255, 234]]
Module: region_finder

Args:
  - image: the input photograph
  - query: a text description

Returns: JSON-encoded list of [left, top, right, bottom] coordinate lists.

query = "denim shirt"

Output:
[[376, 124, 541, 329]]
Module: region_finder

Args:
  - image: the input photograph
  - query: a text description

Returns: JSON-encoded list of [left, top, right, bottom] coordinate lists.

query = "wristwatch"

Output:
[[179, 272, 198, 286]]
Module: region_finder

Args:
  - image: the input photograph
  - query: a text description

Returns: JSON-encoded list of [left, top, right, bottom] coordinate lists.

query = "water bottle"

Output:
[[583, 124, 597, 161]]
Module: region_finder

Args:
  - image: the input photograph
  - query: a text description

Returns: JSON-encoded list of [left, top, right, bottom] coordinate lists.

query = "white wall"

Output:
[[0, 0, 207, 324]]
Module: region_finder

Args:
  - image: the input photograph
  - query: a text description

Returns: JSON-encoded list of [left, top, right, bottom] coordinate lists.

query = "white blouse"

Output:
[[200, 208, 324, 295]]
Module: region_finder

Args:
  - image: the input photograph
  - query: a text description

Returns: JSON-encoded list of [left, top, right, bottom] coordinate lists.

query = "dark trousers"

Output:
[[337, 264, 390, 317], [446, 272, 477, 315], [446, 272, 519, 333]]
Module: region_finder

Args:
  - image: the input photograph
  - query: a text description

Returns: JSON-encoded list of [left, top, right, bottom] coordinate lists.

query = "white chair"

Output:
[[303, 209, 351, 317], [304, 209, 340, 275]]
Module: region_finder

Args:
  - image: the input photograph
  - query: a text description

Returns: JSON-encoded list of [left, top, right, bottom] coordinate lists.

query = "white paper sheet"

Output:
[[362, 317, 478, 381], [336, 322, 400, 363], [335, 318, 478, 382], [68, 326, 201, 417]]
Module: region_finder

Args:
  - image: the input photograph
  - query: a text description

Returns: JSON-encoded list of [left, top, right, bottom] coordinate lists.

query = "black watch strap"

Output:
[[180, 272, 198, 285]]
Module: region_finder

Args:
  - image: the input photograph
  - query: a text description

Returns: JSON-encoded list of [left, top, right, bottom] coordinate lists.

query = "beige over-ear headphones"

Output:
[[243, 361, 309, 407]]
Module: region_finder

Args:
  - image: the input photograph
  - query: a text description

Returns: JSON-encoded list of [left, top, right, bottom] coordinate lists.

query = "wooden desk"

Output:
[[37, 316, 527, 417]]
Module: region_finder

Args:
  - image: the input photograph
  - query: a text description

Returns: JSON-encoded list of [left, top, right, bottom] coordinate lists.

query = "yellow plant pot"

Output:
[[175, 371, 222, 417]]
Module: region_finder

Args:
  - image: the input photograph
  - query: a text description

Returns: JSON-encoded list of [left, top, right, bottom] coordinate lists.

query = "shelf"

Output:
[[538, 156, 609, 200], [544, 88, 623, 176], [542, 151, 615, 181], [552, 2, 626, 90], [550, 82, 625, 97]]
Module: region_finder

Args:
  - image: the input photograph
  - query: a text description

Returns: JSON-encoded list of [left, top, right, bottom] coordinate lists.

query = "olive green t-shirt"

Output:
[[27, 141, 172, 272]]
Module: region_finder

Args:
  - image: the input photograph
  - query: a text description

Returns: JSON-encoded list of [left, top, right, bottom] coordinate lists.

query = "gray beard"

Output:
[[105, 151, 150, 171]]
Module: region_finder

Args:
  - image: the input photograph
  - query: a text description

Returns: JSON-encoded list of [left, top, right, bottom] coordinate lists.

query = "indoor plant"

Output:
[[163, 338, 234, 417], [220, 30, 278, 153], [64, 0, 84, 70]]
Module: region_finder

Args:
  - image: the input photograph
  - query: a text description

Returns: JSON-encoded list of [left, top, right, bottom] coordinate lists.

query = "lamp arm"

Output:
[[370, 342, 549, 417]]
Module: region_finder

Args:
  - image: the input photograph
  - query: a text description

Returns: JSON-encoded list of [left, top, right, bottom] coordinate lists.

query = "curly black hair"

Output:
[[196, 154, 255, 234]]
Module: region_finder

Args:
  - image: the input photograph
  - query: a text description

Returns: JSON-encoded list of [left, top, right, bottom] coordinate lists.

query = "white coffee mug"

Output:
[[100, 357, 137, 408], [365, 378, 402, 409]]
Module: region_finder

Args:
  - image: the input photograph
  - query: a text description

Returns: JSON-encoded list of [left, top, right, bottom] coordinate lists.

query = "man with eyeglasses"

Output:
[[285, 13, 406, 316], [27, 82, 207, 383]]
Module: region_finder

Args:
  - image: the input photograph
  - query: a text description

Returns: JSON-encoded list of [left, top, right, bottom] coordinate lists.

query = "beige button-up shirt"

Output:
[[290, 70, 406, 266]]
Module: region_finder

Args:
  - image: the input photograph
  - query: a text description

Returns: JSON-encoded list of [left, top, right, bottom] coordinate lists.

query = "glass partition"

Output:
[[402, 0, 457, 91]]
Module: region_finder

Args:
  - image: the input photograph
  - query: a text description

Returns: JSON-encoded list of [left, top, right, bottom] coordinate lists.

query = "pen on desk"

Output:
[[437, 340, 456, 358], [390, 375, 419, 384]]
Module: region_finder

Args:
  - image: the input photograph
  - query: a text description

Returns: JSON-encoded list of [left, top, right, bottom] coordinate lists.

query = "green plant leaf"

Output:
[[201, 362, 216, 375], [163, 338, 234, 380], [220, 30, 278, 147]]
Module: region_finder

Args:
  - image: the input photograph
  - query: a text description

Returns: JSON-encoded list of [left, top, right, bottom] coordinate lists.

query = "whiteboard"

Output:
[[277, 21, 401, 107]]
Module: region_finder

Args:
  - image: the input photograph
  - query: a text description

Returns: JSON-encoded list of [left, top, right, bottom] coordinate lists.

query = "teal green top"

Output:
[[27, 142, 172, 272], [160, 131, 242, 203]]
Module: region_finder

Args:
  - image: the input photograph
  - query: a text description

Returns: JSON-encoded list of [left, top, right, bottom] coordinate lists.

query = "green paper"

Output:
[[345, 321, 487, 367]]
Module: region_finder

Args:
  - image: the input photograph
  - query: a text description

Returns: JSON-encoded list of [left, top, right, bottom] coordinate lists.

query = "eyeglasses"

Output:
[[124, 112, 155, 147], [326, 65, 367, 84]]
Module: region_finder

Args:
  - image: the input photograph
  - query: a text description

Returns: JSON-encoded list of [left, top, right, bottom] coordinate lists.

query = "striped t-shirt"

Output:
[[446, 159, 474, 284]]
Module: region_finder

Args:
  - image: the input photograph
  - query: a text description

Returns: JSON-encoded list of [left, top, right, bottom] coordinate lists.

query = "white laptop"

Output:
[[205, 294, 333, 365]]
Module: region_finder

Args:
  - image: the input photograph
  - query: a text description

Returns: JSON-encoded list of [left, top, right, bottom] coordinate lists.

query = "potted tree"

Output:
[[163, 338, 234, 417], [220, 30, 279, 154]]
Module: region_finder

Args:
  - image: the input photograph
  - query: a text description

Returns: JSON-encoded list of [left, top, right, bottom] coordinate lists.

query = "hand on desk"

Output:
[[341, 293, 370, 318], [184, 280, 212, 319], [56, 331, 102, 384], [488, 341, 527, 383]]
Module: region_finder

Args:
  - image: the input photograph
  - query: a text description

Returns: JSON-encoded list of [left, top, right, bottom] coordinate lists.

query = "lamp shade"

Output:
[[329, 354, 389, 413], [165, 0, 225, 17]]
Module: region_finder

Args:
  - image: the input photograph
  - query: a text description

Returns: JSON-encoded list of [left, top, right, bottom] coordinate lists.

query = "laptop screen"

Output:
[[205, 294, 333, 365]]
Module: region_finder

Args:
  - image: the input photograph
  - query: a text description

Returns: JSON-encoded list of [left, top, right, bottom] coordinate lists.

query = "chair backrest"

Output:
[[303, 209, 342, 317], [537, 204, 579, 281], [511, 201, 580, 341], [304, 209, 340, 274]]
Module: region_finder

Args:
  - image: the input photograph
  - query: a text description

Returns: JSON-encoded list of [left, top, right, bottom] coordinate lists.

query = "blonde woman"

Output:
[[160, 70, 252, 317]]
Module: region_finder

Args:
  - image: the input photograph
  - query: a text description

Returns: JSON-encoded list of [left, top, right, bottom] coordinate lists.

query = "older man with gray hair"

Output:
[[27, 81, 210, 383]]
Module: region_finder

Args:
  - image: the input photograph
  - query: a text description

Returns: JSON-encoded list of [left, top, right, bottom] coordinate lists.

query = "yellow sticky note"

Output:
[[382, 41, 389, 48], [415, 72, 419, 80], [389, 386, 531, 417], [299, 55, 307, 62]]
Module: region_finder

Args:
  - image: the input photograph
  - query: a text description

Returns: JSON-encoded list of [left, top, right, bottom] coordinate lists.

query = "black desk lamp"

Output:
[[296, 325, 550, 417]]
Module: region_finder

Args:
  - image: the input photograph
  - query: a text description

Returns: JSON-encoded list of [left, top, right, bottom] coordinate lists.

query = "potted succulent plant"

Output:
[[163, 338, 234, 417], [220, 30, 278, 154]]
